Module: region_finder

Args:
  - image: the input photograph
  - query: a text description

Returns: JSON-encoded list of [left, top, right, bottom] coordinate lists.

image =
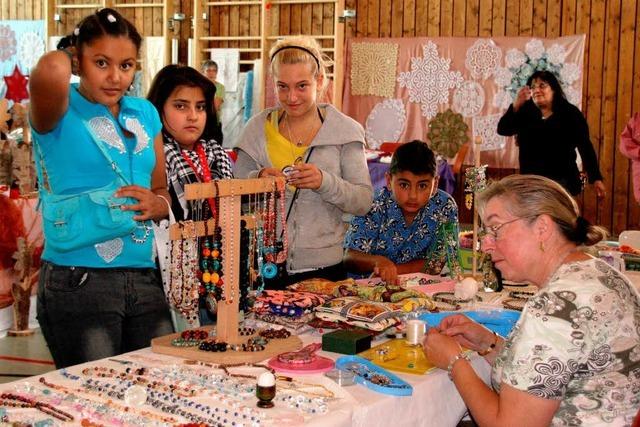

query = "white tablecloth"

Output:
[[0, 331, 492, 427]]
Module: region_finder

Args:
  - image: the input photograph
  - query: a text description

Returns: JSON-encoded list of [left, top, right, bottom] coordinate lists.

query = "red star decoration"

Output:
[[4, 66, 29, 104]]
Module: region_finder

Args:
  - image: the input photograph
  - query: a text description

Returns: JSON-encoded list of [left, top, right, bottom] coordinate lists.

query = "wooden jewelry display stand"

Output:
[[151, 177, 302, 363]]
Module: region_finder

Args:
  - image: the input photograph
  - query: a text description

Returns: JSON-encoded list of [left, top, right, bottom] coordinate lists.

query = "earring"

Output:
[[539, 241, 545, 252]]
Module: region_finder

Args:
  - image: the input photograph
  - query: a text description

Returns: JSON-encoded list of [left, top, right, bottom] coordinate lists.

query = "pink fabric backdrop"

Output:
[[342, 35, 586, 169]]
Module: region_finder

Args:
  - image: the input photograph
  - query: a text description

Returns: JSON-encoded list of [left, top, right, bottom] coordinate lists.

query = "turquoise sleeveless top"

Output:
[[32, 84, 162, 268]]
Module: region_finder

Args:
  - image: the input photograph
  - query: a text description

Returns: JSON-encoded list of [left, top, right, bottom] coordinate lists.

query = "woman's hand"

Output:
[[437, 314, 495, 352], [422, 328, 464, 370], [116, 185, 169, 221], [513, 86, 532, 111], [287, 162, 323, 190], [258, 167, 284, 178]]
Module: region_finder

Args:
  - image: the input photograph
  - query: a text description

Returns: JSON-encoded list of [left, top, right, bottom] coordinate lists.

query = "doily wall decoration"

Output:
[[398, 41, 463, 119], [452, 81, 485, 117], [493, 39, 582, 108], [465, 39, 502, 80], [426, 109, 469, 159], [0, 25, 17, 62], [351, 42, 399, 98], [17, 32, 45, 74], [365, 99, 406, 149], [472, 114, 505, 151]]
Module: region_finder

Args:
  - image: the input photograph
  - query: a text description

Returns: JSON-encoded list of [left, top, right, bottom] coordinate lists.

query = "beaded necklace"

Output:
[[37, 377, 179, 425], [0, 392, 74, 422], [169, 221, 200, 324]]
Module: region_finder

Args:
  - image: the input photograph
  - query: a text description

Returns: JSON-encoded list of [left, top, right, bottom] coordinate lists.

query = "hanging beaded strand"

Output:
[[275, 178, 288, 264]]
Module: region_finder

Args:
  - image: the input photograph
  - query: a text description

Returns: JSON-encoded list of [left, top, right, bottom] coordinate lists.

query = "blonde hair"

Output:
[[477, 175, 608, 246], [269, 35, 331, 92]]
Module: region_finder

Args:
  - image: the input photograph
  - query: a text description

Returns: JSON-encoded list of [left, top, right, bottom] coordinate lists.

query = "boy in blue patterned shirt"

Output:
[[343, 140, 459, 284]]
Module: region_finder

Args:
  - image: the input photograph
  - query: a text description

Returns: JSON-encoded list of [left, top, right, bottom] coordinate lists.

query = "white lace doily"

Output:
[[465, 39, 502, 80], [365, 99, 406, 149], [473, 114, 506, 151], [351, 41, 399, 98], [17, 31, 44, 73], [452, 81, 485, 117], [397, 41, 463, 119], [524, 39, 545, 61], [0, 25, 17, 62], [546, 44, 567, 64], [505, 48, 526, 68]]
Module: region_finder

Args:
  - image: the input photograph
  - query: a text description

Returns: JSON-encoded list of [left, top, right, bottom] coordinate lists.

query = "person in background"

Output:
[[423, 174, 640, 426], [147, 64, 233, 325], [202, 60, 225, 127], [497, 70, 605, 198], [233, 35, 373, 288], [620, 112, 640, 204], [343, 140, 459, 285], [29, 8, 173, 368]]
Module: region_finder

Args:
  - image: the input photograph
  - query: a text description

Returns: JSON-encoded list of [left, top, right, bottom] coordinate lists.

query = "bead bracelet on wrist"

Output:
[[447, 352, 471, 380]]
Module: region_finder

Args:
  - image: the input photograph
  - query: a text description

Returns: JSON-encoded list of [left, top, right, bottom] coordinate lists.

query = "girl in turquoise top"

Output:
[[29, 8, 173, 368]]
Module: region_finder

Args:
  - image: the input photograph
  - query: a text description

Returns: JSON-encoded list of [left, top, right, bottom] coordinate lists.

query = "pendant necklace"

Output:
[[285, 113, 305, 147]]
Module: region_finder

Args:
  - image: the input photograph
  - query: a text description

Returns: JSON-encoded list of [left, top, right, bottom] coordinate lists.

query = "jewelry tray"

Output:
[[419, 309, 521, 337], [335, 355, 413, 396], [358, 338, 436, 375]]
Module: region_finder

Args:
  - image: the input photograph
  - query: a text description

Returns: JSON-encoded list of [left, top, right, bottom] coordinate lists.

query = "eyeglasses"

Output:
[[530, 82, 549, 91], [480, 216, 536, 241]]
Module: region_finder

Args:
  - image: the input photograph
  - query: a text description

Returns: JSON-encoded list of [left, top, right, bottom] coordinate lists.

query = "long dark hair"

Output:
[[526, 70, 568, 112], [57, 8, 142, 55], [147, 64, 223, 145]]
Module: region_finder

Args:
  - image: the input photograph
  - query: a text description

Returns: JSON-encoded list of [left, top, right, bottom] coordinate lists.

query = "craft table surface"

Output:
[[0, 330, 492, 427]]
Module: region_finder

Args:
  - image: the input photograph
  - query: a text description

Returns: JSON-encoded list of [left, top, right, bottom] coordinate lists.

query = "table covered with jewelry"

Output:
[[0, 330, 493, 427]]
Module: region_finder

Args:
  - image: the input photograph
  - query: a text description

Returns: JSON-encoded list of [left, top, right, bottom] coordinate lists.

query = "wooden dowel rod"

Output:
[[169, 215, 257, 240], [200, 36, 261, 41], [202, 47, 262, 52], [266, 34, 334, 40], [56, 4, 101, 9], [184, 177, 284, 200], [270, 0, 337, 4], [114, 3, 163, 7], [205, 0, 261, 5]]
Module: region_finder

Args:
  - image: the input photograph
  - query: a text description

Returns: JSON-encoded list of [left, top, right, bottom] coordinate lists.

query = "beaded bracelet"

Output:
[[509, 290, 536, 300], [198, 339, 228, 352], [238, 327, 256, 336], [446, 352, 471, 380], [502, 297, 526, 311], [259, 328, 291, 339]]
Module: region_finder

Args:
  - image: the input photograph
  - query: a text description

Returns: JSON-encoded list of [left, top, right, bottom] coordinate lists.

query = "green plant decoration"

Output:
[[426, 109, 469, 159]]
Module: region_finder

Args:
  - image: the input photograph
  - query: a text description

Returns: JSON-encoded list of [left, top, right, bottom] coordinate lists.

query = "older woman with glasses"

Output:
[[497, 71, 605, 198], [423, 174, 640, 427]]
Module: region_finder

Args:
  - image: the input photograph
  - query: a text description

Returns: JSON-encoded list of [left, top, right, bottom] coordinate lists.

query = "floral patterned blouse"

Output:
[[344, 187, 459, 275], [492, 258, 640, 426]]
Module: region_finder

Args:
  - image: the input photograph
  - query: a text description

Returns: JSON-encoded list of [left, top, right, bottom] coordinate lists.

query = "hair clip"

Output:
[[107, 14, 117, 23], [73, 27, 80, 36]]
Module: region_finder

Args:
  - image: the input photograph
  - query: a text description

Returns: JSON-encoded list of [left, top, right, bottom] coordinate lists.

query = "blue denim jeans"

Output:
[[37, 261, 174, 368]]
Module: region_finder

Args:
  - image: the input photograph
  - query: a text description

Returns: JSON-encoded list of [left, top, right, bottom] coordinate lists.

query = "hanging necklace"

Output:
[[285, 114, 305, 147]]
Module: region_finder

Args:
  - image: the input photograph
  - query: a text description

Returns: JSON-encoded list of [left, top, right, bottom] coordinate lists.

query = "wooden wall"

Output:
[[341, 0, 640, 235], [3, 0, 639, 234]]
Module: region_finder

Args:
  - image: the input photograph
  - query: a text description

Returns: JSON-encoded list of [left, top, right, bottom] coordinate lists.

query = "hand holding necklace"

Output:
[[287, 162, 323, 190]]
